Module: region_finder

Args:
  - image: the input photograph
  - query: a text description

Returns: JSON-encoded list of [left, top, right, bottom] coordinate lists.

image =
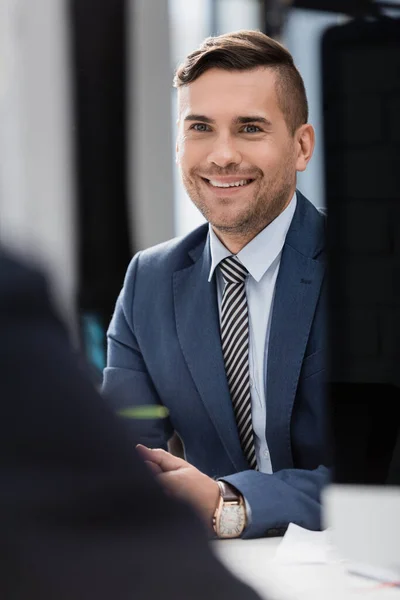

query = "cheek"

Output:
[[242, 139, 281, 168], [178, 140, 205, 172], [251, 152, 280, 175], [252, 143, 293, 175]]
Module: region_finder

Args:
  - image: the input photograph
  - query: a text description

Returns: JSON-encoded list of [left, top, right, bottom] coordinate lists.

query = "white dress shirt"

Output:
[[208, 193, 297, 473]]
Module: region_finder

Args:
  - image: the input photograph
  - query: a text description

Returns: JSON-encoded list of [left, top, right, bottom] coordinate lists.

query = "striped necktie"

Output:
[[219, 255, 257, 469]]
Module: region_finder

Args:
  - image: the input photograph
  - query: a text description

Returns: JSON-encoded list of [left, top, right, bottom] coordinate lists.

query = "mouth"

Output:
[[201, 177, 255, 192]]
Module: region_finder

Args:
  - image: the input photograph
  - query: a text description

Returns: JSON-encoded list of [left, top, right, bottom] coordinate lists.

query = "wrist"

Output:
[[212, 481, 247, 538]]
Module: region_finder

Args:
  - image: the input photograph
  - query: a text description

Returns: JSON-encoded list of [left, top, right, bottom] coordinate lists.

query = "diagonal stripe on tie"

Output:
[[224, 338, 248, 380], [235, 392, 252, 422], [237, 407, 252, 434], [222, 316, 248, 352], [223, 326, 248, 363], [221, 298, 248, 334], [247, 447, 257, 470], [223, 328, 248, 371], [222, 320, 248, 355], [219, 255, 257, 470], [221, 293, 247, 329], [229, 361, 249, 396], [221, 260, 248, 282]]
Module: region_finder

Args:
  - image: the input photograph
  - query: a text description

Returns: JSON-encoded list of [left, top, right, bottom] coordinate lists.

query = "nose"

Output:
[[206, 134, 242, 169]]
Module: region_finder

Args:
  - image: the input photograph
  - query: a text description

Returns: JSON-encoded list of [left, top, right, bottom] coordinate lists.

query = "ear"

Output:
[[295, 124, 315, 172]]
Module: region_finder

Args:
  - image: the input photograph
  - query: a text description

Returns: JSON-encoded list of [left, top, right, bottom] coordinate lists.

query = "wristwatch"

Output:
[[212, 481, 247, 538]]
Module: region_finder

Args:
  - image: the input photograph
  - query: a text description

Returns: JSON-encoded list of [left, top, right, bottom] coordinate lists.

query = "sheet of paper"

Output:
[[274, 524, 400, 587], [273, 523, 339, 565]]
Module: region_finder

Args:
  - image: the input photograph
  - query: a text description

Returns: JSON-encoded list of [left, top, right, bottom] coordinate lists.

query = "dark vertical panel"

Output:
[[323, 18, 400, 484], [260, 0, 290, 38], [69, 0, 132, 377]]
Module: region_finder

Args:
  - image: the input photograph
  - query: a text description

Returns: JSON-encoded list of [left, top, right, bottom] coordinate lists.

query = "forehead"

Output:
[[178, 67, 281, 120]]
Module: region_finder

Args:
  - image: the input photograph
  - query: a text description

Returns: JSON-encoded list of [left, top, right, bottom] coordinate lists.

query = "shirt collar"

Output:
[[208, 192, 297, 283]]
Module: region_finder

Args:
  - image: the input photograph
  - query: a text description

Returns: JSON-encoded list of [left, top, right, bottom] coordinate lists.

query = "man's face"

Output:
[[176, 67, 307, 238]]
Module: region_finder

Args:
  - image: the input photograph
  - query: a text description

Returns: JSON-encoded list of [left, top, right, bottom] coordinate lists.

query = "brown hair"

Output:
[[173, 30, 308, 136]]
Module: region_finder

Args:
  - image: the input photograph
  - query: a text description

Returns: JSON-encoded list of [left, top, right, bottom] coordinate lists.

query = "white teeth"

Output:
[[208, 179, 251, 188]]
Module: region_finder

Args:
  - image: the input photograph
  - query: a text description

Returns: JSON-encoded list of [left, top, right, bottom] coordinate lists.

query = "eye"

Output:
[[190, 123, 211, 132], [242, 124, 262, 134]]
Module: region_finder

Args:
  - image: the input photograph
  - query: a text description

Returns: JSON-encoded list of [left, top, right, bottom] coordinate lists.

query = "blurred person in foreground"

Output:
[[0, 249, 260, 600], [103, 30, 328, 539]]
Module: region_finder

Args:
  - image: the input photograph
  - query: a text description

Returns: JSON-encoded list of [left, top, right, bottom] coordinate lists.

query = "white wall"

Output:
[[0, 0, 77, 328], [0, 0, 177, 329], [129, 0, 175, 249], [169, 0, 212, 237]]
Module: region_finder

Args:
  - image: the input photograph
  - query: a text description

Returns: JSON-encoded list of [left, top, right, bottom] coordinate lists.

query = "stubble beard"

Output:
[[182, 166, 296, 239]]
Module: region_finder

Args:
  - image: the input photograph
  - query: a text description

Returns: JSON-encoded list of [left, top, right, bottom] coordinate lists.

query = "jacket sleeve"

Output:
[[102, 252, 173, 449], [222, 464, 330, 538]]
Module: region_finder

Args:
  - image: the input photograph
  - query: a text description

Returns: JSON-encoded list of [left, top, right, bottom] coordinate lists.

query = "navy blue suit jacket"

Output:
[[103, 191, 329, 538]]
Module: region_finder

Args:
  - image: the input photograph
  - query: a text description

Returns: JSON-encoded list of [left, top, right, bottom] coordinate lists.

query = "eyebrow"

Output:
[[184, 114, 272, 127], [235, 116, 272, 127], [184, 114, 215, 124]]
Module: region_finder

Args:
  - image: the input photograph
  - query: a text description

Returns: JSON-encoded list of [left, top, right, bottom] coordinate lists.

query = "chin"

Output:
[[209, 216, 250, 234], [195, 196, 254, 230]]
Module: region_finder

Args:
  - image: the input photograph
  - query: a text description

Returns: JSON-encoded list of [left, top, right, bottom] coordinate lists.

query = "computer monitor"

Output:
[[321, 15, 400, 580]]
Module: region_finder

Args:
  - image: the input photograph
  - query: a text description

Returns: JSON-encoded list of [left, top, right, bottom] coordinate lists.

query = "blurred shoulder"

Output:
[[0, 248, 49, 312]]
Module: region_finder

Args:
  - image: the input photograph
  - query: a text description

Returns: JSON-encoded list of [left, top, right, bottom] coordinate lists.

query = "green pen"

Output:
[[117, 405, 169, 420]]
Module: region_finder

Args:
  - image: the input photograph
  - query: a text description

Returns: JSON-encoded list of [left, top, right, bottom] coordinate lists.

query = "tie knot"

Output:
[[219, 255, 248, 284]]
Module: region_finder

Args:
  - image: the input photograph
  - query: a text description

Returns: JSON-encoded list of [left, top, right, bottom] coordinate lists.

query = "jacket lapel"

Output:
[[173, 235, 249, 472], [266, 192, 326, 472]]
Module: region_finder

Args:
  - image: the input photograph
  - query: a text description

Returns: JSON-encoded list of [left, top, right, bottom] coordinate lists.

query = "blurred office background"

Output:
[[0, 0, 399, 375]]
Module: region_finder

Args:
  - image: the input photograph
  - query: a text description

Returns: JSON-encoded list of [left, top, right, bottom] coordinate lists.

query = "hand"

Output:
[[136, 444, 220, 529]]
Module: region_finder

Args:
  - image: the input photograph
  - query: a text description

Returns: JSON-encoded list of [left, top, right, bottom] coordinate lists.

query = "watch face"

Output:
[[219, 504, 245, 538]]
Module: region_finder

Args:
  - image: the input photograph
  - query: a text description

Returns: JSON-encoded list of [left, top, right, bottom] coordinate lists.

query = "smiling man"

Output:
[[103, 30, 328, 539]]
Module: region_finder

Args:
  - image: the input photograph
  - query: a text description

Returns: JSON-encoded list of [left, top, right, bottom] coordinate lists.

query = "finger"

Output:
[[135, 444, 155, 462], [136, 444, 187, 472], [148, 448, 188, 472]]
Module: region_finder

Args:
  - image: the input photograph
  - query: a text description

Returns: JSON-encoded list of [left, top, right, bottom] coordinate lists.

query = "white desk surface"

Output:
[[213, 537, 400, 600]]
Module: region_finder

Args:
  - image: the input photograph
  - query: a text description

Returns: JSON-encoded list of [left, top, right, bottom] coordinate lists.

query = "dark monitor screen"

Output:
[[322, 17, 400, 485]]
